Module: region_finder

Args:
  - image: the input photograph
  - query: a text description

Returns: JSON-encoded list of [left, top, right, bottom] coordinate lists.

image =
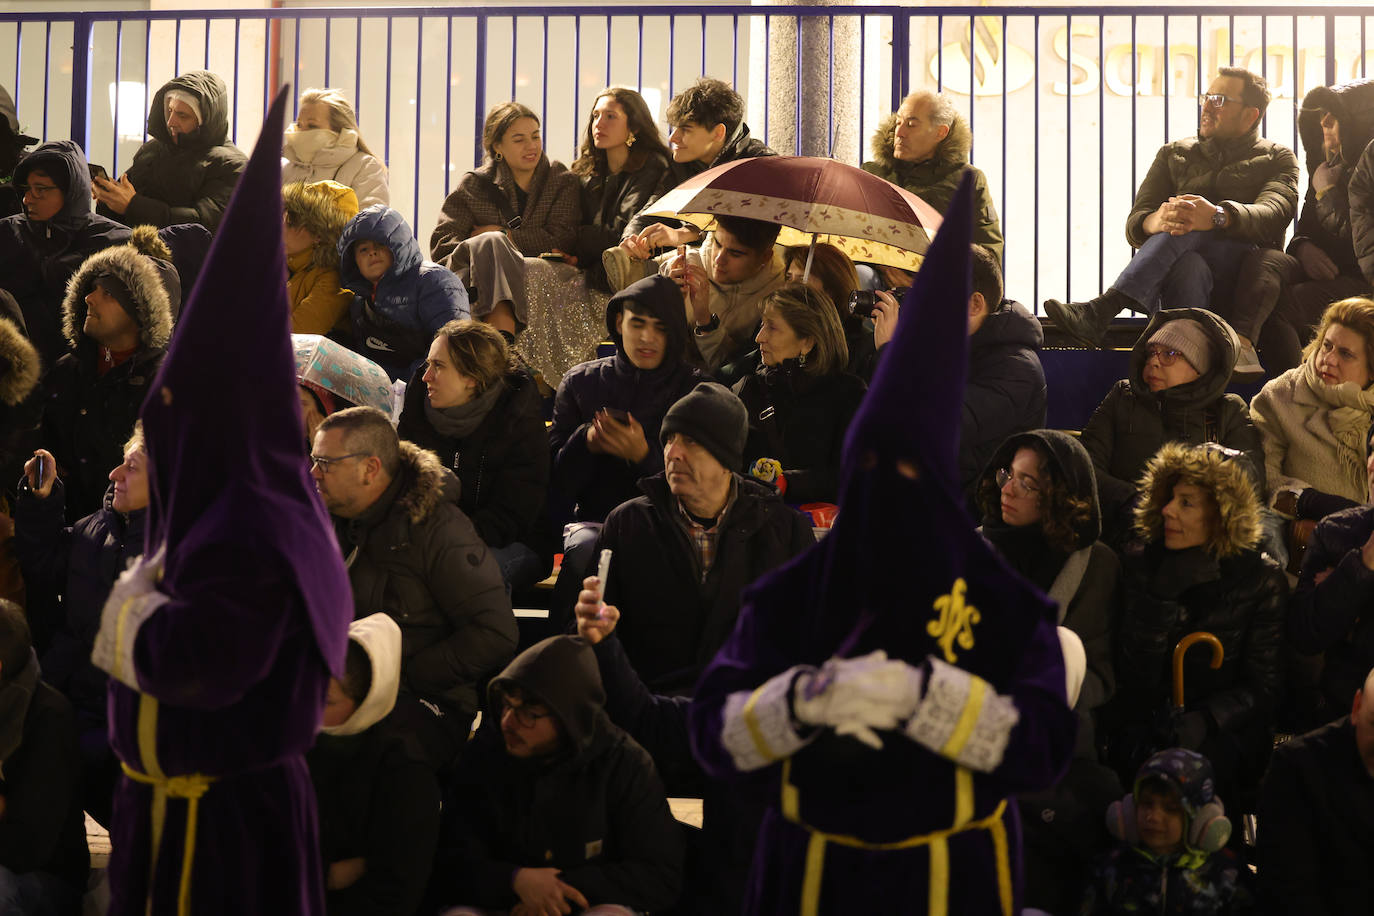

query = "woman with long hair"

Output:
[[282, 87, 389, 208], [782, 243, 877, 380]]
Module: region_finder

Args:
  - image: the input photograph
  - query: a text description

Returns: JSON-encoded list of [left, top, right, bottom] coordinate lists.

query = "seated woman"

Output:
[[430, 102, 604, 385], [397, 319, 551, 592], [1251, 297, 1374, 524], [570, 87, 671, 292], [282, 87, 389, 209], [730, 282, 866, 505], [282, 179, 359, 334], [975, 430, 1118, 726], [1107, 442, 1286, 805], [1080, 308, 1263, 547], [294, 333, 397, 446], [782, 243, 876, 380]]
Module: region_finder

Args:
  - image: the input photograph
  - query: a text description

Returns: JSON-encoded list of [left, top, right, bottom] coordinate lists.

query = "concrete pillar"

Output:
[[748, 0, 862, 163]]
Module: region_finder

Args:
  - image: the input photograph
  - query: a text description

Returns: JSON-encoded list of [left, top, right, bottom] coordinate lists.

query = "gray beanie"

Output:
[[1149, 319, 1212, 375], [659, 382, 748, 473]]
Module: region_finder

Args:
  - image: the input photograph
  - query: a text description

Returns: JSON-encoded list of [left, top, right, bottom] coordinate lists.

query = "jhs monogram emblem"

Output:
[[927, 578, 980, 663]]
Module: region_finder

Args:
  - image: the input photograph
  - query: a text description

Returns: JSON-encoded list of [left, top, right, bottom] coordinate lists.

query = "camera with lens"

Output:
[[847, 287, 910, 319]]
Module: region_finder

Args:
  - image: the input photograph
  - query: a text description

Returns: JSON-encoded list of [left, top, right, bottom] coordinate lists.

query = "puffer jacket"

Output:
[[41, 231, 174, 521], [0, 140, 131, 369], [437, 636, 684, 912], [1292, 80, 1374, 278], [1115, 443, 1286, 745], [861, 110, 1004, 260], [732, 359, 866, 504], [549, 275, 709, 524], [397, 367, 551, 556], [284, 179, 359, 334], [334, 442, 517, 726], [282, 127, 390, 210], [1079, 308, 1264, 544], [622, 122, 776, 240], [1125, 124, 1298, 250], [960, 298, 1047, 492], [100, 70, 247, 231], [1287, 502, 1374, 718], [430, 156, 582, 262], [575, 150, 671, 287], [338, 204, 470, 380]]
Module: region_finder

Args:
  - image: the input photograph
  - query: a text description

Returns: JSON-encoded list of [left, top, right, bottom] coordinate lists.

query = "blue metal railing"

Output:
[[0, 5, 1369, 313]]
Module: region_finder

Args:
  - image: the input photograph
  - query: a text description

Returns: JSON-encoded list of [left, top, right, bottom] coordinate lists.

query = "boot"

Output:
[[1042, 288, 1138, 348]]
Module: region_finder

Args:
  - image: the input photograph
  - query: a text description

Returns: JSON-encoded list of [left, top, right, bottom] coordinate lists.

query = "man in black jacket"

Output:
[[594, 382, 814, 694], [313, 406, 516, 771], [433, 635, 683, 914], [1257, 666, 1374, 914]]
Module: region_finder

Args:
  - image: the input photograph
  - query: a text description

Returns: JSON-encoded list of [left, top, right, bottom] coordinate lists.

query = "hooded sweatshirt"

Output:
[[1293, 80, 1374, 278], [0, 139, 131, 368], [862, 109, 1004, 260], [549, 274, 709, 524], [1080, 307, 1264, 546], [337, 204, 470, 380], [285, 179, 359, 334], [437, 636, 683, 912], [101, 70, 247, 231]]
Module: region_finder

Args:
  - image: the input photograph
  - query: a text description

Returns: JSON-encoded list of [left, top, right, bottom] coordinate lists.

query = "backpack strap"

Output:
[[468, 170, 522, 231]]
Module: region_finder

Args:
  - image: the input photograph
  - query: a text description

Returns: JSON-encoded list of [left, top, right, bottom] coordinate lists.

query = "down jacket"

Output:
[[334, 442, 517, 725], [283, 179, 359, 334], [1115, 443, 1286, 756], [41, 230, 174, 521], [430, 156, 581, 262], [437, 636, 683, 912], [1125, 123, 1298, 250], [99, 70, 247, 232], [960, 298, 1047, 493], [1292, 80, 1374, 278], [862, 109, 1004, 260], [1079, 307, 1264, 544]]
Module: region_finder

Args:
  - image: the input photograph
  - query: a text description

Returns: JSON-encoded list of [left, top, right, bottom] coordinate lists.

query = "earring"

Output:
[[798, 350, 808, 368], [495, 151, 503, 161], [625, 132, 637, 148]]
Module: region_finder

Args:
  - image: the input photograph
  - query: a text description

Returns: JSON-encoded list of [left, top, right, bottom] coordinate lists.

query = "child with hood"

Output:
[[1082, 748, 1253, 914], [338, 204, 469, 380], [283, 180, 359, 335]]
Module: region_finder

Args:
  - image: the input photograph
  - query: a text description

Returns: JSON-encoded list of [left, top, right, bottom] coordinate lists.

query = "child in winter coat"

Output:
[[283, 179, 358, 335], [338, 204, 470, 380], [1081, 748, 1254, 915]]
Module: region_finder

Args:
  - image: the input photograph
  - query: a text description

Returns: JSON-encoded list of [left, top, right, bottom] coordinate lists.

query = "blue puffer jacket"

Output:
[[338, 204, 470, 380]]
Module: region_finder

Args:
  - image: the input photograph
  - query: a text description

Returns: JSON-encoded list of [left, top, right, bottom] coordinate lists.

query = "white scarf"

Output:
[[283, 125, 361, 166]]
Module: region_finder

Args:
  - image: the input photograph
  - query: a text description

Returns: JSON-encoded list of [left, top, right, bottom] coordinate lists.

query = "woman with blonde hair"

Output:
[[783, 243, 876, 379], [1251, 296, 1374, 524], [282, 87, 389, 208], [731, 281, 866, 504]]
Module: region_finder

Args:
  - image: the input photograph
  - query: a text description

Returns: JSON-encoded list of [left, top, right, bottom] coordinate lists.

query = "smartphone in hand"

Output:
[[88, 164, 109, 183], [595, 549, 613, 606], [601, 407, 630, 424]]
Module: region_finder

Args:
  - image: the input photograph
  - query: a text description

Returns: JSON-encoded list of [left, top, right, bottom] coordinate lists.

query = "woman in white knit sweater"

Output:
[[281, 87, 389, 209], [1250, 297, 1374, 523]]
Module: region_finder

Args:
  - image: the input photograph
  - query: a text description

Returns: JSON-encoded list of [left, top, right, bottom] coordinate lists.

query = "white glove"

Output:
[[792, 650, 924, 750], [91, 543, 169, 687]]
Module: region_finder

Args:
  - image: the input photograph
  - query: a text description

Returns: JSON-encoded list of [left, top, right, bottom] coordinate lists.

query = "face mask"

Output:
[[284, 126, 340, 164]]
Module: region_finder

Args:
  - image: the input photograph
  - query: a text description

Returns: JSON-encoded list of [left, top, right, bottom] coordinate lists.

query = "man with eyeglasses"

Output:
[[0, 139, 130, 369], [432, 635, 684, 915], [1045, 67, 1298, 363], [311, 405, 516, 773]]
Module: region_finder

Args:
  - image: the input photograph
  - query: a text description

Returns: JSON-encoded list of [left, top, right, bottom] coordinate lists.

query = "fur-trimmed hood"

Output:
[[393, 439, 459, 525], [1134, 442, 1263, 558], [61, 225, 175, 352], [0, 290, 37, 406], [867, 108, 973, 173], [283, 179, 359, 271]]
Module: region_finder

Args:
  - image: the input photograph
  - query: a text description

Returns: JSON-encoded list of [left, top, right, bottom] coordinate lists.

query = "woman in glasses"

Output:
[[1079, 308, 1263, 547]]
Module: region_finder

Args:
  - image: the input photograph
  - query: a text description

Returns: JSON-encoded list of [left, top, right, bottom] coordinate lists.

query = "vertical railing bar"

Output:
[[511, 17, 518, 101], [1131, 14, 1137, 246], [574, 16, 581, 156], [293, 15, 301, 117], [174, 18, 181, 78], [732, 14, 738, 92], [1195, 13, 1201, 141], [827, 15, 834, 156], [1291, 15, 1298, 152], [669, 15, 676, 102], [354, 17, 362, 121], [324, 17, 331, 86], [935, 16, 943, 94], [765, 15, 771, 145], [1000, 13, 1007, 281], [202, 18, 209, 71], [1163, 15, 1169, 141], [115, 20, 124, 173], [858, 15, 865, 166], [1260, 16, 1267, 136], [1228, 14, 1234, 67], [14, 21, 20, 104], [70, 16, 91, 155], [794, 15, 802, 155], [700, 14, 706, 77], [413, 15, 423, 237], [967, 15, 974, 160], [636, 16, 643, 92], [541, 14, 548, 125], [260, 18, 268, 125], [605, 15, 611, 89], [1322, 14, 1336, 86], [41, 21, 49, 141], [384, 16, 393, 165], [474, 14, 488, 167], [1098, 13, 1105, 294], [891, 11, 909, 113], [1065, 13, 1071, 301], [1033, 13, 1040, 310], [230, 18, 239, 146], [1363, 17, 1368, 79], [444, 16, 453, 198]]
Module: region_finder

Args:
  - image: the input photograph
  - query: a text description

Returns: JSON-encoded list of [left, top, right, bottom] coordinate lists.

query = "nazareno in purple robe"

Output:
[[688, 175, 1077, 915], [92, 85, 353, 916]]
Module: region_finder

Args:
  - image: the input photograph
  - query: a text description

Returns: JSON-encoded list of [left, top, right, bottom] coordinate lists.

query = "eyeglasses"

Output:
[[1199, 93, 1243, 110], [502, 700, 551, 728], [1145, 345, 1186, 367], [309, 452, 366, 473], [17, 184, 59, 198], [995, 467, 1041, 498]]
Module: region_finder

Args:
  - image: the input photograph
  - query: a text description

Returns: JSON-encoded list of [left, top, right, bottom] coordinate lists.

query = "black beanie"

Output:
[[93, 271, 142, 326], [659, 382, 748, 473]]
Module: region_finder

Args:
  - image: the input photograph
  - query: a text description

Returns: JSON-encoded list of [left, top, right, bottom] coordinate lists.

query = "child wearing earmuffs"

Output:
[[1080, 748, 1255, 915]]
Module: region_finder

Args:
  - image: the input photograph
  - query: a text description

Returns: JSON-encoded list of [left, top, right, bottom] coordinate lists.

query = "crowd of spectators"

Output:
[[0, 62, 1372, 916]]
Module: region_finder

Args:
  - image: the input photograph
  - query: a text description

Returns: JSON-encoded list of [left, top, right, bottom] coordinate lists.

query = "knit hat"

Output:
[[93, 271, 140, 324], [1148, 319, 1212, 375], [659, 382, 748, 473], [164, 88, 202, 126]]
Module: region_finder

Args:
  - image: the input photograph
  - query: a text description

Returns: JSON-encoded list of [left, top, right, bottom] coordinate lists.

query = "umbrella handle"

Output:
[[802, 233, 817, 284], [1172, 631, 1224, 709]]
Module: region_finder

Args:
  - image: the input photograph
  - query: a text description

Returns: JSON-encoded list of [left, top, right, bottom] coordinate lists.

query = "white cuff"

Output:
[[719, 667, 813, 772], [904, 657, 1020, 772], [91, 556, 170, 691]]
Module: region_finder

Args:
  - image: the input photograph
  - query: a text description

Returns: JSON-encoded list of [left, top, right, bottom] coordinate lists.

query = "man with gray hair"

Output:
[[312, 406, 517, 771], [862, 88, 1003, 260]]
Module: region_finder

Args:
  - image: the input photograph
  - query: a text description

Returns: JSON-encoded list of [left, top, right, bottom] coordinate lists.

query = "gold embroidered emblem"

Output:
[[927, 578, 980, 663]]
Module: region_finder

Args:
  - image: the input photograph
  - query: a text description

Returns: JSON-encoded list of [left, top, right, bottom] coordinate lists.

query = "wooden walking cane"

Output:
[[1172, 632, 1224, 709]]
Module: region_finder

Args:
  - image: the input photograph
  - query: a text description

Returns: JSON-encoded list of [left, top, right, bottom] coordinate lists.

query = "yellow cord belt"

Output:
[[779, 760, 1013, 916], [121, 761, 217, 916]]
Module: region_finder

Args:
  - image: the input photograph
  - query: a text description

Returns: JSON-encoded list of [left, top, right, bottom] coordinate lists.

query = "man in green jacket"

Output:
[[1045, 67, 1299, 364]]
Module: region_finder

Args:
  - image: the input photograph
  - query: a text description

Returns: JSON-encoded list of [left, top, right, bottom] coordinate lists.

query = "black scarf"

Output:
[[424, 381, 504, 441], [981, 518, 1070, 593]]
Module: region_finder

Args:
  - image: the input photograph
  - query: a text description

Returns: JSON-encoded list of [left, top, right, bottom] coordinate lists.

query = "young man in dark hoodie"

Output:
[[433, 635, 683, 915], [548, 274, 708, 620]]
